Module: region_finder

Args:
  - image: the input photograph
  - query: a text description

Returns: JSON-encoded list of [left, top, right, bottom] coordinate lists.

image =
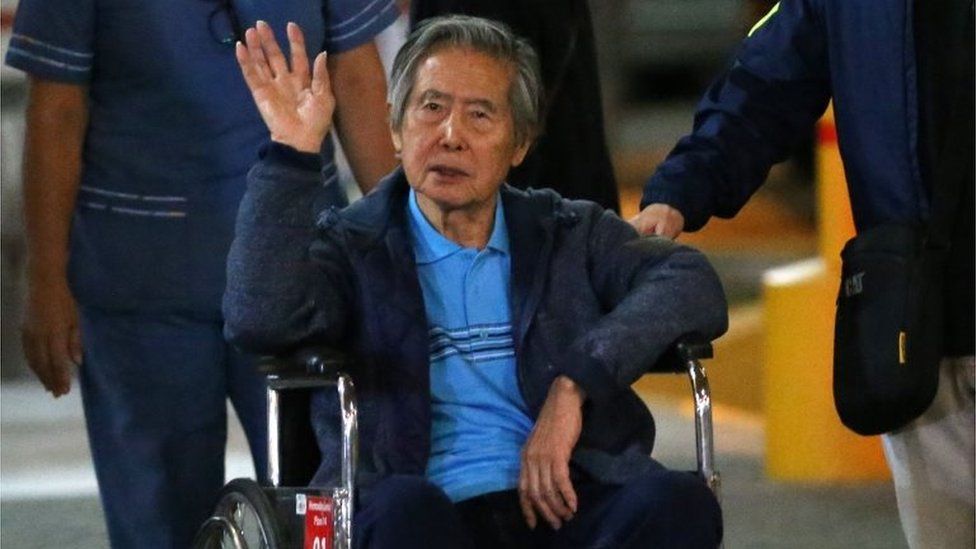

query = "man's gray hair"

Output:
[[388, 15, 543, 147]]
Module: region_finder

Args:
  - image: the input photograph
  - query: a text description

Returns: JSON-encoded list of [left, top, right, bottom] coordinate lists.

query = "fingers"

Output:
[[237, 29, 270, 91], [628, 213, 648, 235], [244, 27, 271, 77], [22, 326, 74, 397], [69, 325, 83, 366], [239, 22, 316, 96], [518, 470, 537, 530], [540, 465, 574, 522], [553, 460, 578, 514], [46, 327, 76, 397], [530, 470, 564, 530], [519, 384, 584, 531], [658, 219, 683, 239], [256, 20, 289, 79], [522, 461, 561, 530], [310, 51, 331, 97], [520, 452, 571, 530], [654, 221, 675, 238], [21, 280, 80, 397], [63, 326, 83, 395], [235, 21, 331, 152], [628, 211, 659, 236], [49, 365, 72, 397], [286, 22, 310, 88], [630, 204, 685, 238], [22, 327, 52, 391]]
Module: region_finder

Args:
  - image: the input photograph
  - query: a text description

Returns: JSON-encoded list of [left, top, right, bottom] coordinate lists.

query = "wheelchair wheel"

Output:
[[193, 478, 285, 549], [192, 515, 246, 549]]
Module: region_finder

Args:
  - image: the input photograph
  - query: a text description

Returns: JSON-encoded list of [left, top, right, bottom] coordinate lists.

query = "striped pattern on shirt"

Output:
[[428, 323, 515, 363]]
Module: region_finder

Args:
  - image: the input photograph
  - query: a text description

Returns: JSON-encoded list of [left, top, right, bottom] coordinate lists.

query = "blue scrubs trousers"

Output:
[[78, 307, 268, 549]]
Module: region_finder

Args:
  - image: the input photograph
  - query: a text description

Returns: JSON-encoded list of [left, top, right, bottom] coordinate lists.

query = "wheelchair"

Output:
[[192, 335, 718, 549]]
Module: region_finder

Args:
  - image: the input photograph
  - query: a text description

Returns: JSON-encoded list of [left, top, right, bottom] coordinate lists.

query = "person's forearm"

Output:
[[328, 41, 397, 193], [564, 211, 728, 400], [22, 79, 88, 287], [224, 144, 351, 355]]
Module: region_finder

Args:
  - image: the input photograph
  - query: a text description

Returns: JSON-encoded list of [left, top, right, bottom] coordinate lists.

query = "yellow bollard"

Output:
[[762, 106, 890, 481]]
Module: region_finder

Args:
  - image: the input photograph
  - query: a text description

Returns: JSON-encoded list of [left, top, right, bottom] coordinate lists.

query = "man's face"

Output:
[[392, 47, 530, 214]]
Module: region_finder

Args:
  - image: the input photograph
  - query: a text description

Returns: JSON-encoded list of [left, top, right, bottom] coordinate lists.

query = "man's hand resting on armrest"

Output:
[[519, 375, 585, 531]]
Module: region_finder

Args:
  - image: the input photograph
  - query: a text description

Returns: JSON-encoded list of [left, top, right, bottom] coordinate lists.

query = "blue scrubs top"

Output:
[[5, 0, 398, 317]]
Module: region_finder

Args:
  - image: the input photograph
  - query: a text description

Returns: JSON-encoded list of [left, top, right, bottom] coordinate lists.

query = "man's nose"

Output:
[[438, 112, 465, 151]]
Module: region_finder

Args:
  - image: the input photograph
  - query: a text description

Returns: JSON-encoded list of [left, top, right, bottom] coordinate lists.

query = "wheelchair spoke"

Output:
[[198, 479, 283, 549], [221, 529, 239, 549], [233, 501, 249, 536], [192, 515, 249, 549]]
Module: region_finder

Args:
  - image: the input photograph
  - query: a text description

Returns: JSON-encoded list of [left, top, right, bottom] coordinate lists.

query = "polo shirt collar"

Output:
[[407, 188, 510, 265]]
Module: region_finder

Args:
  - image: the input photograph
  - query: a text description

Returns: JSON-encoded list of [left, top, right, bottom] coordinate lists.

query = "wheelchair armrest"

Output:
[[649, 334, 714, 374], [643, 333, 721, 498], [258, 345, 349, 376], [261, 345, 358, 493]]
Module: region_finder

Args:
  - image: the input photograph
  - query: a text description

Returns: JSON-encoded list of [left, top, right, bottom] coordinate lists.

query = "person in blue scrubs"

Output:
[[5, 1, 399, 547]]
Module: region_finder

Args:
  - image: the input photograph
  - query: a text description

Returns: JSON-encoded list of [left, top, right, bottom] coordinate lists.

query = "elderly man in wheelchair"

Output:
[[212, 14, 727, 549]]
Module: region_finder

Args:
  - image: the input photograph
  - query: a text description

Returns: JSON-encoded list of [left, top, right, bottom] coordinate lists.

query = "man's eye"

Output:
[[423, 102, 441, 111], [472, 110, 488, 119]]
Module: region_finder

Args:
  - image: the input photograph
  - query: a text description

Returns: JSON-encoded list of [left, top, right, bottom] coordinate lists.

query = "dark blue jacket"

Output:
[[643, 0, 930, 233], [225, 144, 728, 488]]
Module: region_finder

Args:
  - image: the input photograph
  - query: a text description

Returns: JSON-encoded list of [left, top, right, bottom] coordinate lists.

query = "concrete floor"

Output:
[[0, 381, 906, 548]]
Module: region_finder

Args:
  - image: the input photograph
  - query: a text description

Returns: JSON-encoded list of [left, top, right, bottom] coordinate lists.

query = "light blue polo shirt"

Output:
[[407, 189, 533, 502]]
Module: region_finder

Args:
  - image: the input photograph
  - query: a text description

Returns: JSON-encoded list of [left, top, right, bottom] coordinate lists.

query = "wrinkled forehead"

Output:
[[409, 45, 516, 106]]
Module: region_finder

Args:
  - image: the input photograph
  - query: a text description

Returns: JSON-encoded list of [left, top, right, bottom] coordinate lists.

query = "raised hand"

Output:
[[236, 21, 335, 153]]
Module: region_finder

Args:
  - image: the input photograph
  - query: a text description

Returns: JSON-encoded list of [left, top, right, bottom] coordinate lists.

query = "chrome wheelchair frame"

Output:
[[193, 336, 717, 549]]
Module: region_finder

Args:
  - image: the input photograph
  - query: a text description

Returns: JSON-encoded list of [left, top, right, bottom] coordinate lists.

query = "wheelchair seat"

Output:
[[193, 335, 718, 549]]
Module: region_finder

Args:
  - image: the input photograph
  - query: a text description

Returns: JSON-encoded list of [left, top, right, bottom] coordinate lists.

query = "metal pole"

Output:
[[687, 358, 721, 499], [267, 385, 281, 488], [336, 374, 358, 549]]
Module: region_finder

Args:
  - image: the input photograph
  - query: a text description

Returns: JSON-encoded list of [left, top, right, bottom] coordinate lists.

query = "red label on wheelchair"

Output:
[[303, 495, 334, 549]]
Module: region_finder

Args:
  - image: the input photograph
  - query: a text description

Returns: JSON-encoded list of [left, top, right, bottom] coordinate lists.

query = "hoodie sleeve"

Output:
[[558, 206, 729, 402], [223, 142, 353, 355], [641, 0, 831, 231]]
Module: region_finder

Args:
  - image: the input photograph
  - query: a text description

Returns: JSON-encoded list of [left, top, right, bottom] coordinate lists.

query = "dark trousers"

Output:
[[353, 468, 722, 549], [79, 307, 268, 549]]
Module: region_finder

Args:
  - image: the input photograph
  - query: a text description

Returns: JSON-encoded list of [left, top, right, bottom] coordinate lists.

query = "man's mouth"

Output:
[[429, 164, 470, 178]]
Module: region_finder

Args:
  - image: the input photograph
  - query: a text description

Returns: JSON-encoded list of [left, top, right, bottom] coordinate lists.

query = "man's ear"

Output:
[[388, 103, 403, 157], [391, 130, 403, 158], [510, 140, 531, 168]]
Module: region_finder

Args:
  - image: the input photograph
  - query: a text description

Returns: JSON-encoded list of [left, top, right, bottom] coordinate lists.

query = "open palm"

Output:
[[236, 21, 335, 153]]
